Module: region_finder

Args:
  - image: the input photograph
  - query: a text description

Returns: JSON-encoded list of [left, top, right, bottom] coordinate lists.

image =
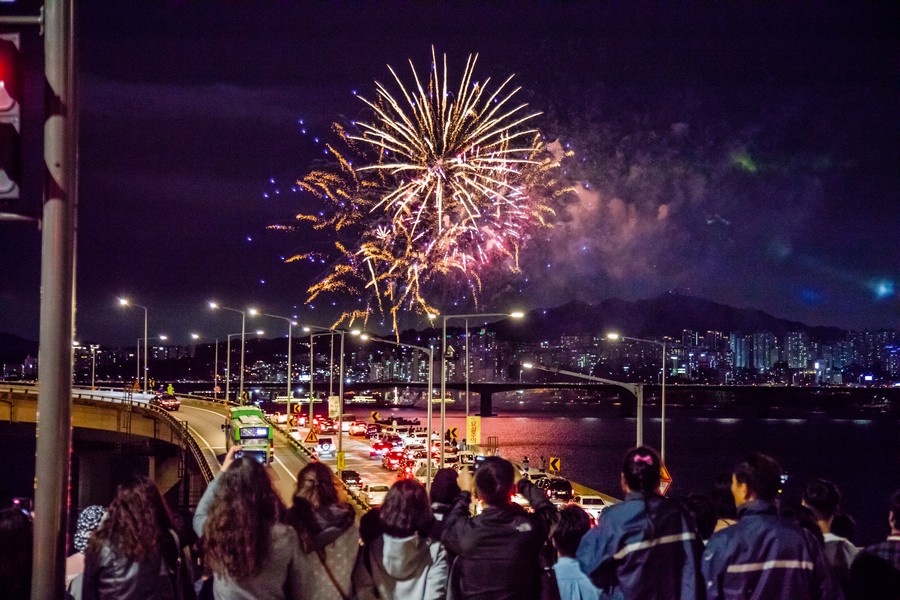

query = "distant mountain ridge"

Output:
[[0, 333, 39, 365], [488, 292, 848, 343]]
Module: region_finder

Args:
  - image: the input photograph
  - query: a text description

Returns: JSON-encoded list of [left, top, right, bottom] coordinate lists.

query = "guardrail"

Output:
[[4, 384, 215, 486], [264, 417, 372, 514]]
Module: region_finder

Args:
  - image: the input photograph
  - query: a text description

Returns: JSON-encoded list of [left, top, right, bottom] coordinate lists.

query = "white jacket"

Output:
[[352, 534, 447, 600]]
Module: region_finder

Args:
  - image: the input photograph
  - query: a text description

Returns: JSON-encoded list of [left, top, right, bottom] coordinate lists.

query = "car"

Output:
[[348, 421, 368, 436], [369, 440, 393, 458], [150, 393, 180, 411], [340, 469, 362, 489], [382, 435, 404, 449], [315, 437, 336, 458], [316, 418, 338, 434], [522, 471, 550, 485], [382, 450, 405, 471], [573, 495, 608, 521], [362, 483, 389, 506], [541, 477, 574, 502], [364, 424, 382, 439]]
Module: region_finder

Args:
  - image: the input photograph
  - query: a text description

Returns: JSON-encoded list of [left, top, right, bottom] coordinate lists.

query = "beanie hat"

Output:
[[74, 505, 107, 553], [430, 468, 461, 504]]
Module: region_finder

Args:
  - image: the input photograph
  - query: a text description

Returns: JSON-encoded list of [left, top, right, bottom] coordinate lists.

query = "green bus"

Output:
[[223, 406, 274, 465]]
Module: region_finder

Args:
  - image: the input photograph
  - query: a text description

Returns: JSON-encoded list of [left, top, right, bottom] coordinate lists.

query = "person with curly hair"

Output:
[[193, 446, 302, 600], [287, 461, 359, 600], [352, 478, 447, 600], [82, 477, 193, 600]]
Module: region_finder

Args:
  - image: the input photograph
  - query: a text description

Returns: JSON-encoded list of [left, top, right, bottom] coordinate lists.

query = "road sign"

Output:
[[548, 457, 561, 472], [371, 411, 380, 421], [466, 416, 481, 446], [304, 430, 318, 444], [328, 395, 340, 418], [448, 427, 458, 440], [336, 451, 345, 471], [293, 404, 304, 413], [659, 464, 673, 495], [214, 385, 221, 393]]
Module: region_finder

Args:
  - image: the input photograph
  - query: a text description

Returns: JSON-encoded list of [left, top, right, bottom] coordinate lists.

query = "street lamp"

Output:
[[360, 332, 435, 490], [118, 298, 149, 393], [607, 332, 667, 461], [303, 324, 360, 469], [253, 312, 298, 418], [428, 311, 524, 467], [302, 328, 340, 428], [137, 335, 168, 393], [209, 302, 252, 402], [191, 333, 220, 400], [225, 330, 264, 404], [90, 344, 99, 389], [521, 361, 645, 448]]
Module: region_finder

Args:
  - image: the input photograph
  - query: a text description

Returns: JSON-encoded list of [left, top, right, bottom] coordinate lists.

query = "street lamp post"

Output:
[[118, 298, 149, 393], [254, 312, 298, 418], [225, 330, 264, 404], [429, 311, 524, 466], [90, 344, 99, 389], [522, 362, 645, 448], [303, 325, 358, 470], [137, 335, 167, 394], [191, 334, 220, 400], [303, 329, 339, 428], [607, 333, 667, 461], [360, 333, 435, 490], [209, 302, 251, 403]]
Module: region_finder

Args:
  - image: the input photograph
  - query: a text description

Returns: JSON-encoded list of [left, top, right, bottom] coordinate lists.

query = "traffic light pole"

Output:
[[32, 2, 77, 599]]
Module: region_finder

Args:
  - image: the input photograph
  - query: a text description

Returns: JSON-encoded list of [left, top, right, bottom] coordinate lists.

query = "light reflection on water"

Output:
[[394, 404, 897, 546]]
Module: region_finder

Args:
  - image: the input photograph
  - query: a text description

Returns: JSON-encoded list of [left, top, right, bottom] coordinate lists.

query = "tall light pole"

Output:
[[254, 312, 297, 417], [90, 344, 99, 389], [225, 330, 263, 404], [522, 362, 645, 448], [191, 334, 220, 400], [209, 302, 250, 402], [303, 324, 359, 469], [118, 298, 148, 393], [138, 335, 167, 393], [429, 311, 524, 467], [303, 328, 339, 427], [607, 333, 667, 461], [360, 333, 435, 490]]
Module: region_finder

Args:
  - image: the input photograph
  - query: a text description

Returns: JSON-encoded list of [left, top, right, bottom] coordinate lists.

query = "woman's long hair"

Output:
[[0, 508, 32, 600], [88, 476, 174, 562], [202, 457, 285, 579], [292, 462, 340, 510], [380, 479, 434, 538]]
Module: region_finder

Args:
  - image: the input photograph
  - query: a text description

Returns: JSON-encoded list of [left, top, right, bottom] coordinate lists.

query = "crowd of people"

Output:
[[1, 444, 898, 600]]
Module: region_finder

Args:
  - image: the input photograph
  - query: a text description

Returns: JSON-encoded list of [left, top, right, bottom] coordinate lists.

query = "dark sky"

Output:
[[1, 1, 897, 345]]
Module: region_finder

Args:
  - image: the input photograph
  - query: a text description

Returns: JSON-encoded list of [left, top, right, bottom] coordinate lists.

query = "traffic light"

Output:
[[0, 32, 23, 200]]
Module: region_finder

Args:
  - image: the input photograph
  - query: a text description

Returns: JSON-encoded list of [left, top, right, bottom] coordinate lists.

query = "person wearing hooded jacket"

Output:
[[352, 479, 447, 600], [442, 456, 558, 600], [287, 461, 359, 600], [576, 446, 705, 600], [702, 453, 841, 600]]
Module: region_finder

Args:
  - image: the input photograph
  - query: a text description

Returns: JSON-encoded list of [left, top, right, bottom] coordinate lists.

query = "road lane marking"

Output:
[[273, 456, 298, 481]]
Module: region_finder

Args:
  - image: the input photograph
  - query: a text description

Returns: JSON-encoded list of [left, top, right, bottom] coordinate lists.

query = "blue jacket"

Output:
[[576, 492, 705, 600], [702, 500, 841, 600]]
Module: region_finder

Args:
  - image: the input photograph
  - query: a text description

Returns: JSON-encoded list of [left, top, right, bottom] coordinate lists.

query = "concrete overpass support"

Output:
[[478, 390, 494, 417]]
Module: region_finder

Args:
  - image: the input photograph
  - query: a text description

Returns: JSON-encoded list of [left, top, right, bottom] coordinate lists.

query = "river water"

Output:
[[373, 400, 898, 546]]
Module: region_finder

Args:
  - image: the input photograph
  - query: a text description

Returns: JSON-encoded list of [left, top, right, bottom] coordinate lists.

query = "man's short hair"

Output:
[[802, 479, 841, 521], [733, 453, 782, 502], [551, 504, 591, 556]]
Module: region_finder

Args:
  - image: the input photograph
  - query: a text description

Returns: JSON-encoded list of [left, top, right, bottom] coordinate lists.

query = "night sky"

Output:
[[1, 1, 897, 345]]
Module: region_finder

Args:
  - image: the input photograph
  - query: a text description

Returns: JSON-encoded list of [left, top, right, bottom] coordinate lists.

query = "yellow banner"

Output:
[[466, 416, 481, 446]]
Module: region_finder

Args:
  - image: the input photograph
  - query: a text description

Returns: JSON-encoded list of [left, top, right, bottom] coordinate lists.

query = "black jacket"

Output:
[[82, 532, 190, 600], [441, 480, 557, 600]]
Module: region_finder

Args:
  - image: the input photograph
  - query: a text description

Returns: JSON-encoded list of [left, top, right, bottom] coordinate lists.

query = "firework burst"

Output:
[[285, 49, 569, 332]]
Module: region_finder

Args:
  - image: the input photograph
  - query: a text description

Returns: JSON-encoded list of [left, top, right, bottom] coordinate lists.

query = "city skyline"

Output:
[[2, 2, 897, 345]]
